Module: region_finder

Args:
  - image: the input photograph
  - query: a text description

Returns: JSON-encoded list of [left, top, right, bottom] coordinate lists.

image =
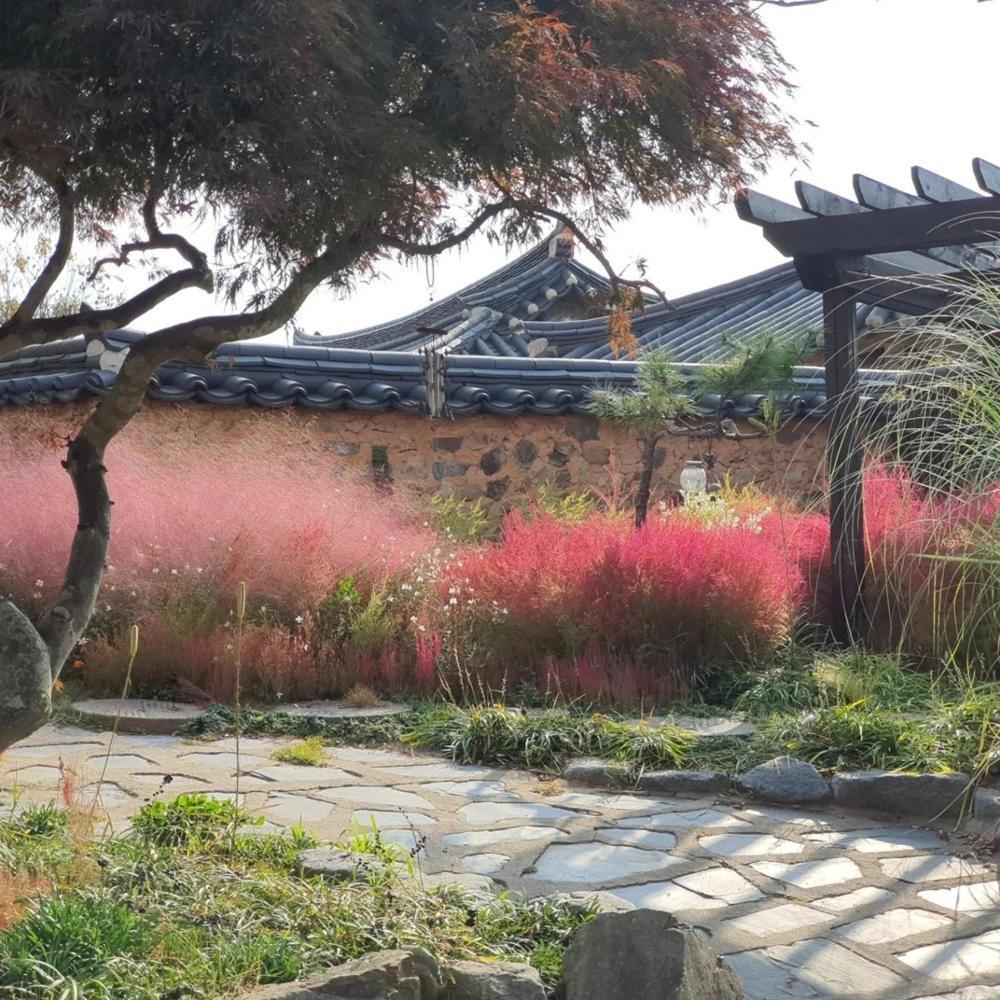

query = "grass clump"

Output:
[[273, 736, 329, 767], [406, 705, 694, 772], [0, 893, 154, 992], [0, 793, 592, 998], [184, 703, 416, 745]]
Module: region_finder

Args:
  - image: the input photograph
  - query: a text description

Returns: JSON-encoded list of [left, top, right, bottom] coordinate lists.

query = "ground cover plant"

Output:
[[0, 792, 591, 998]]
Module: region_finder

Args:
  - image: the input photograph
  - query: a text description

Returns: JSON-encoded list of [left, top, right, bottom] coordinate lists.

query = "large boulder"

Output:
[[738, 756, 830, 805], [561, 910, 742, 1000], [243, 948, 440, 999], [0, 601, 52, 750], [443, 960, 544, 1000]]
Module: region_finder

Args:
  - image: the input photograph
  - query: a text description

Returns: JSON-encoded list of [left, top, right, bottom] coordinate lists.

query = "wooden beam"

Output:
[[911, 165, 981, 203], [755, 194, 1000, 258], [823, 278, 866, 644], [973, 157, 1000, 196], [853, 175, 985, 270]]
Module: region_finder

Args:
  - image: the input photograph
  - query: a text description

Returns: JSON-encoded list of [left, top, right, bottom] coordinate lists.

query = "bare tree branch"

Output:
[[90, 184, 211, 280], [380, 198, 514, 256], [3, 174, 75, 329], [0, 265, 213, 362], [508, 198, 672, 307], [79, 240, 361, 452]]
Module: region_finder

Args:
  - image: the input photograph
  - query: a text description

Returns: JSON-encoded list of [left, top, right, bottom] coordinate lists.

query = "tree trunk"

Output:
[[0, 436, 112, 754], [634, 434, 659, 529]]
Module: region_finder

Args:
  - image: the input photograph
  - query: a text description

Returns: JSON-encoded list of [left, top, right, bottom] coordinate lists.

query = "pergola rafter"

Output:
[[736, 157, 1000, 643]]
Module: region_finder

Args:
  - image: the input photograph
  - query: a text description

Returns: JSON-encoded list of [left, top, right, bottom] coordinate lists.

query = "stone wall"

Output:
[[4, 402, 830, 510]]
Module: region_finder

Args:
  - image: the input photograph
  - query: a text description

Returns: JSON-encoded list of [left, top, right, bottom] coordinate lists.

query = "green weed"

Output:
[[273, 737, 329, 767]]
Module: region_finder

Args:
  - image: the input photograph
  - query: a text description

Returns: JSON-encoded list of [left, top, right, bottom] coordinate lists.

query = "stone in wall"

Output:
[[480, 447, 505, 476], [548, 442, 575, 467], [515, 440, 538, 467], [582, 444, 610, 465], [565, 416, 600, 443], [432, 461, 469, 481], [485, 477, 510, 500], [325, 441, 360, 456]]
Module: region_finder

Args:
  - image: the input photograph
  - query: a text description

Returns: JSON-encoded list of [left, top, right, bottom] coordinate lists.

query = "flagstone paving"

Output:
[[3, 723, 1000, 1000]]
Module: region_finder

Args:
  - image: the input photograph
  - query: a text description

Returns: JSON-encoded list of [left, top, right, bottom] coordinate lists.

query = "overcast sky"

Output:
[[124, 0, 1000, 341]]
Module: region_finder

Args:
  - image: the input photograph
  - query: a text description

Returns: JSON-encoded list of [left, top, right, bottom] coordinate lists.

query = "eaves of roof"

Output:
[[0, 327, 901, 421]]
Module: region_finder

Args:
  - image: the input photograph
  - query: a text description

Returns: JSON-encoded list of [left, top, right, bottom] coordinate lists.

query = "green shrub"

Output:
[[7, 803, 67, 839], [812, 652, 934, 711], [130, 793, 250, 847], [533, 484, 596, 522], [763, 703, 950, 773]]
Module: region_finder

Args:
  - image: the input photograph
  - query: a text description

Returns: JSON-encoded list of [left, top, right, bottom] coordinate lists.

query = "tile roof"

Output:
[[0, 326, 909, 420], [0, 233, 912, 420]]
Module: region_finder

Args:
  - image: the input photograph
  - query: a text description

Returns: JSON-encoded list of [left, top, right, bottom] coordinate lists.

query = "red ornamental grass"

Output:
[[860, 467, 1000, 658], [578, 516, 802, 663], [444, 510, 804, 675]]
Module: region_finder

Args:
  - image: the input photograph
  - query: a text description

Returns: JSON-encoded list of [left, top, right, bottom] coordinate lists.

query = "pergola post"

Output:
[[735, 158, 1000, 644], [822, 274, 866, 644]]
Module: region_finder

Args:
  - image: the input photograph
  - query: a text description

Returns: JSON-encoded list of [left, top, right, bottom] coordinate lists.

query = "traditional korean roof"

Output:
[[0, 229, 922, 420], [0, 325, 911, 419]]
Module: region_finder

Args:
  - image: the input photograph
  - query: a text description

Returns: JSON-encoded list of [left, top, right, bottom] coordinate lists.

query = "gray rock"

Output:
[[243, 948, 440, 998], [298, 848, 387, 882], [545, 890, 636, 915], [325, 441, 360, 456], [562, 758, 630, 788], [739, 756, 830, 805], [974, 788, 1000, 821], [412, 872, 497, 895], [562, 910, 742, 1000], [637, 770, 730, 796], [432, 461, 469, 481], [443, 960, 544, 1000], [831, 770, 970, 819], [0, 601, 52, 747]]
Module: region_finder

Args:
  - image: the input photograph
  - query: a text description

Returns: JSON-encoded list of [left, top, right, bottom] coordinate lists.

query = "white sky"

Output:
[[121, 0, 1000, 342]]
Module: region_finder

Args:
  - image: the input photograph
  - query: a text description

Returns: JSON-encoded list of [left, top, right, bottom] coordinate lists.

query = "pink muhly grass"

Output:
[[415, 630, 443, 694], [0, 434, 437, 620], [860, 467, 1000, 658]]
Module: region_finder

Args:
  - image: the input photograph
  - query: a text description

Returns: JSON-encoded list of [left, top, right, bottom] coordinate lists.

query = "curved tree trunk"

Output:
[[634, 434, 660, 529], [0, 436, 111, 754]]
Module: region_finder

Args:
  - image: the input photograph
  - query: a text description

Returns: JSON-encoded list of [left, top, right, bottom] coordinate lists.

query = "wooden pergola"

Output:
[[736, 159, 1000, 643]]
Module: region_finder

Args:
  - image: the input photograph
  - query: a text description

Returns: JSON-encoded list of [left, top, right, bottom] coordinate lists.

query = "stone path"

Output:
[[3, 724, 999, 1000]]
